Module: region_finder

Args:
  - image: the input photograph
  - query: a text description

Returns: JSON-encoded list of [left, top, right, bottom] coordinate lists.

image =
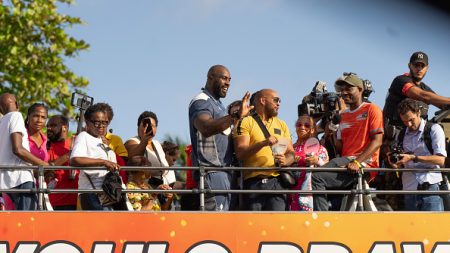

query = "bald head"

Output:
[[207, 65, 229, 78], [0, 93, 18, 114], [254, 89, 280, 118], [205, 65, 231, 99]]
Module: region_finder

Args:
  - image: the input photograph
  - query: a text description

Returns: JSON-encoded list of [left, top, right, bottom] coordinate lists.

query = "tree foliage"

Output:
[[0, 0, 89, 116]]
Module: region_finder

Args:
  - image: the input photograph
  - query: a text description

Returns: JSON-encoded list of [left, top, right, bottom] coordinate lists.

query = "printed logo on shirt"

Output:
[[356, 112, 368, 121], [274, 128, 281, 135]]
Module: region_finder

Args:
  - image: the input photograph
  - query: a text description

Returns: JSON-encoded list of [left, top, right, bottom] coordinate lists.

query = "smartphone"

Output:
[[71, 92, 93, 110], [143, 118, 154, 136]]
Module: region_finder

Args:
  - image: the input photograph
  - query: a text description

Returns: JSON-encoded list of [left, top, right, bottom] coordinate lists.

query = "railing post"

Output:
[[356, 170, 364, 211], [37, 165, 44, 210], [199, 166, 205, 211]]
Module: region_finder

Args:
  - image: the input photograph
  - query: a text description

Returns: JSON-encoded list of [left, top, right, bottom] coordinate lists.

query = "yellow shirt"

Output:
[[234, 114, 291, 180], [105, 133, 128, 157]]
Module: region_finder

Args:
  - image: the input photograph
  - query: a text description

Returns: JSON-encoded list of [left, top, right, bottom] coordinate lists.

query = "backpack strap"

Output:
[[398, 121, 436, 155], [423, 121, 436, 155], [397, 127, 406, 149]]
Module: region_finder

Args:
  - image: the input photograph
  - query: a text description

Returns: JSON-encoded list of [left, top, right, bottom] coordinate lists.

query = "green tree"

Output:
[[0, 0, 89, 116]]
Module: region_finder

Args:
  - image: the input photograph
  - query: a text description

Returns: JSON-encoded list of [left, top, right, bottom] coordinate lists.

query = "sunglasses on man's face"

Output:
[[296, 122, 311, 128]]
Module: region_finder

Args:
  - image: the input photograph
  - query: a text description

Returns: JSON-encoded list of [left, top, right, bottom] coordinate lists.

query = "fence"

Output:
[[1, 165, 450, 211]]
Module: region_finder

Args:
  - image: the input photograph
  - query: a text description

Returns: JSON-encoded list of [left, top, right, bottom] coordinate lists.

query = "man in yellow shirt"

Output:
[[234, 89, 295, 211]]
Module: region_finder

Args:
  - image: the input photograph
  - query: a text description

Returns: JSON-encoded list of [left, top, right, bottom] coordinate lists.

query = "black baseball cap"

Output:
[[409, 51, 428, 66]]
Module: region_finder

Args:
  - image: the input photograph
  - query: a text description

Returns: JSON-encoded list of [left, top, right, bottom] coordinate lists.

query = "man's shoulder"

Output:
[[392, 73, 411, 83], [365, 102, 383, 113], [189, 92, 209, 107]]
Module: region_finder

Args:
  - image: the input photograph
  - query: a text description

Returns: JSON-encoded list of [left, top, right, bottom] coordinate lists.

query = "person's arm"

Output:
[[194, 113, 234, 138], [405, 86, 450, 109], [70, 157, 120, 171], [11, 132, 48, 166], [234, 135, 278, 161], [396, 154, 445, 167], [194, 92, 253, 138], [49, 153, 70, 166], [347, 133, 383, 172]]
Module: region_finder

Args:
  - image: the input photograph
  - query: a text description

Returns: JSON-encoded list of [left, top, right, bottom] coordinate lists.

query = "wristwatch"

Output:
[[412, 155, 419, 163]]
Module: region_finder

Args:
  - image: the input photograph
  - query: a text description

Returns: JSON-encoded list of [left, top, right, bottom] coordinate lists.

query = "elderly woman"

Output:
[[289, 115, 328, 211], [70, 103, 120, 210], [125, 111, 175, 187]]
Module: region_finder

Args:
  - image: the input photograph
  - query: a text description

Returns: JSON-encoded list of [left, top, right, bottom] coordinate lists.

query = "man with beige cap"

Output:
[[312, 73, 384, 211]]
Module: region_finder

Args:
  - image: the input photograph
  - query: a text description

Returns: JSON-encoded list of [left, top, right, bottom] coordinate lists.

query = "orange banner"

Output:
[[1, 212, 450, 253]]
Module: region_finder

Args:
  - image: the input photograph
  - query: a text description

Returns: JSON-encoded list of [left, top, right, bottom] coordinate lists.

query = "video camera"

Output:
[[298, 81, 342, 119]]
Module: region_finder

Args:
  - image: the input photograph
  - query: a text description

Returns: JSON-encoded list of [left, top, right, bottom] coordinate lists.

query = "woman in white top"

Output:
[[70, 103, 120, 210], [125, 111, 176, 186]]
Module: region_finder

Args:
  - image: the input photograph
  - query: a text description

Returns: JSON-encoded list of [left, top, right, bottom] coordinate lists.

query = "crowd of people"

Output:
[[1, 51, 450, 212]]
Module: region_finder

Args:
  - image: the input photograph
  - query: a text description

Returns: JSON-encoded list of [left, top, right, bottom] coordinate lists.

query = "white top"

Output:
[[127, 137, 176, 185], [0, 112, 33, 189], [71, 131, 117, 190]]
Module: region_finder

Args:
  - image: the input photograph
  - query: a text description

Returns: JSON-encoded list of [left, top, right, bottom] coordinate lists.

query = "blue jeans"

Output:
[[79, 193, 113, 211], [8, 181, 37, 210], [404, 183, 443, 211]]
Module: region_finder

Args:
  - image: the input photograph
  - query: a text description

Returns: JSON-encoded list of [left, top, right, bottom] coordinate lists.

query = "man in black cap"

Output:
[[383, 51, 450, 128], [381, 52, 450, 210]]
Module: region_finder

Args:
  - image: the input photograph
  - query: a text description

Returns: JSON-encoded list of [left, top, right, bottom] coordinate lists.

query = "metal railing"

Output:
[[1, 165, 450, 211]]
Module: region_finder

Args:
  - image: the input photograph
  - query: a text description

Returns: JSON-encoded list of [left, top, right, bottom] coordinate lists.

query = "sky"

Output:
[[59, 0, 450, 144]]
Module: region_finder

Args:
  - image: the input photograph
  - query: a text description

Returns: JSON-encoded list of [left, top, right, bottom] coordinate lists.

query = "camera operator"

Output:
[[389, 98, 446, 211], [311, 73, 384, 211]]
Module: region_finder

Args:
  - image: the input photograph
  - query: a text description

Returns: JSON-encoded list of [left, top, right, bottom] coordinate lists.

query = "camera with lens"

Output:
[[389, 142, 405, 164], [298, 81, 342, 118], [298, 81, 343, 132]]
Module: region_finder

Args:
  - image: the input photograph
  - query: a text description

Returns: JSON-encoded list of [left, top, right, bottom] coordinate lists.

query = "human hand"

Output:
[[346, 160, 360, 173], [158, 184, 173, 199], [265, 136, 278, 147], [396, 154, 414, 167], [138, 122, 153, 143], [274, 153, 288, 167], [239, 91, 254, 118], [103, 160, 120, 172], [305, 155, 319, 167]]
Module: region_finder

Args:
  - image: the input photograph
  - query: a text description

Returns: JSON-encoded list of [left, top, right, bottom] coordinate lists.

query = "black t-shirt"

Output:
[[383, 73, 434, 127]]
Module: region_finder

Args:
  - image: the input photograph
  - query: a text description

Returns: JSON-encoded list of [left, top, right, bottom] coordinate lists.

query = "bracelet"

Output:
[[352, 159, 362, 169], [413, 155, 419, 163]]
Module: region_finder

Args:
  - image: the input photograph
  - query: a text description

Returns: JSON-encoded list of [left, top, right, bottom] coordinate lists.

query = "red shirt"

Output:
[[47, 138, 79, 207]]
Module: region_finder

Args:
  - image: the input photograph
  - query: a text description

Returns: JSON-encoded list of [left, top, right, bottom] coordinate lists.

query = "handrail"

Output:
[[1, 165, 449, 211]]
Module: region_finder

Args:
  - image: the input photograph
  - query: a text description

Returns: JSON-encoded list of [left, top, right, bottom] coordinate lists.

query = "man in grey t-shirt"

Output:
[[188, 65, 251, 211]]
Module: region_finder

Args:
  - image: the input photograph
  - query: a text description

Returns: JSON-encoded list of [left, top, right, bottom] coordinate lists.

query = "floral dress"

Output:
[[126, 181, 161, 211], [289, 141, 328, 211]]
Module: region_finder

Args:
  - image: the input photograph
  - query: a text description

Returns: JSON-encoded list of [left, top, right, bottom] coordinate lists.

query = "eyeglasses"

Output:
[[265, 97, 281, 104], [296, 122, 311, 128], [88, 120, 109, 127]]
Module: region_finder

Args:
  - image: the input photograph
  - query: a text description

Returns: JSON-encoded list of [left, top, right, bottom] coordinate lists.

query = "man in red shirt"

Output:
[[46, 115, 79, 210]]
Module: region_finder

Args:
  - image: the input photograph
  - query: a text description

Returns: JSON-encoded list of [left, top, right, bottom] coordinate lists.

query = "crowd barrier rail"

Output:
[[1, 165, 450, 211]]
